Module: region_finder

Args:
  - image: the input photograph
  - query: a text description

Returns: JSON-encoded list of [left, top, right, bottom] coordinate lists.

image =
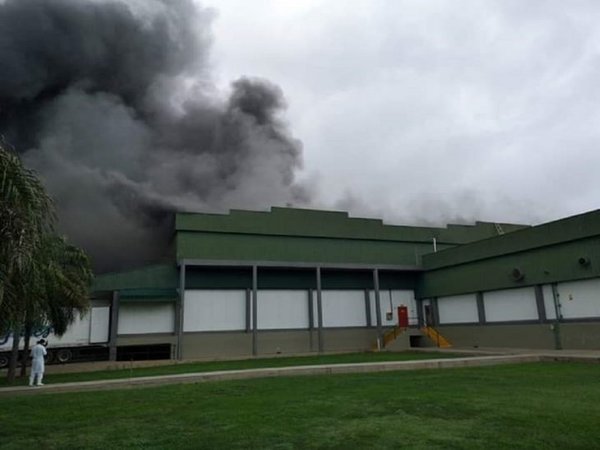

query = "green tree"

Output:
[[0, 143, 92, 382], [0, 142, 54, 311]]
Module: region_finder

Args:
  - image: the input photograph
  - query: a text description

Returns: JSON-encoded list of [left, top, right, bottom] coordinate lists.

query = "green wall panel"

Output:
[[424, 209, 600, 270], [186, 267, 252, 289], [257, 269, 316, 289], [182, 267, 418, 290], [418, 236, 600, 298], [379, 271, 418, 290], [176, 207, 525, 244], [321, 270, 373, 289], [177, 232, 441, 265], [94, 264, 178, 291]]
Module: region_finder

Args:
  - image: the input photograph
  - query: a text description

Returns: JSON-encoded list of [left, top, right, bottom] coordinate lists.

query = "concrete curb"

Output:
[[0, 354, 540, 397]]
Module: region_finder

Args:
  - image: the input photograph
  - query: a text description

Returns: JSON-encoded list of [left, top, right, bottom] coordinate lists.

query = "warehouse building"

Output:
[[90, 207, 600, 362]]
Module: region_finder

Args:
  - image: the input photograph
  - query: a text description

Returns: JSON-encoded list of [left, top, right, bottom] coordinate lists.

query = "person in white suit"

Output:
[[29, 339, 47, 386]]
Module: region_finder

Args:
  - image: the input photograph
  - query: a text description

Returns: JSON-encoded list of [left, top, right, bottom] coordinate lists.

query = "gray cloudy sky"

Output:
[[206, 0, 600, 226]]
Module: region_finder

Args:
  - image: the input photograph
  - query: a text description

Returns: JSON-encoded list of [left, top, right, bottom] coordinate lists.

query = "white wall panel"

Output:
[[257, 290, 309, 330], [542, 285, 557, 320], [322, 290, 367, 327], [483, 287, 538, 322], [184, 290, 245, 332], [556, 279, 600, 319], [370, 290, 417, 326], [119, 303, 175, 335], [437, 294, 479, 324], [90, 306, 110, 343]]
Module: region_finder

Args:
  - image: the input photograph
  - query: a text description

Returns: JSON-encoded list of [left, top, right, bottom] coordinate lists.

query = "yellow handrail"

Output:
[[421, 326, 452, 348]]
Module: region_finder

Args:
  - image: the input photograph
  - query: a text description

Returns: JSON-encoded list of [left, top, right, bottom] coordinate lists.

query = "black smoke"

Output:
[[0, 0, 309, 271]]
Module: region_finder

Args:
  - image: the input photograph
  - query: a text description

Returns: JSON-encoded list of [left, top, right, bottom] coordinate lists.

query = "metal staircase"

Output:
[[421, 326, 452, 348], [372, 326, 407, 351]]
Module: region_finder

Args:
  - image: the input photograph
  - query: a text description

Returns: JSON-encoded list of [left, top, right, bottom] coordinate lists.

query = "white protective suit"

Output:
[[29, 343, 47, 386]]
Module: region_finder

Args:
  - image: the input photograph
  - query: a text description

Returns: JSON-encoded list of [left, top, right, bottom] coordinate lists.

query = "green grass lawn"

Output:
[[0, 351, 463, 387], [2, 362, 599, 449]]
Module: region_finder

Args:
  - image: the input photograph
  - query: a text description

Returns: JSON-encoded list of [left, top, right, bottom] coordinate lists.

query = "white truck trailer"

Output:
[[0, 303, 111, 368]]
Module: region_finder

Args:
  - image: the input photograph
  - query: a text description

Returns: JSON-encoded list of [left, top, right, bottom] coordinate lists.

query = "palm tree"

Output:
[[1, 142, 54, 382], [18, 234, 93, 377], [0, 141, 54, 311], [0, 142, 92, 382]]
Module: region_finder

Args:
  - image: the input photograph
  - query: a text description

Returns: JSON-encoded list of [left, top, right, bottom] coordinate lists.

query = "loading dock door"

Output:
[[90, 306, 110, 343]]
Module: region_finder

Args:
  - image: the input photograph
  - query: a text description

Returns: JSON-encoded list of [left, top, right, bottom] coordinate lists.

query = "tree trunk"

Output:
[[20, 322, 32, 378], [7, 324, 21, 383]]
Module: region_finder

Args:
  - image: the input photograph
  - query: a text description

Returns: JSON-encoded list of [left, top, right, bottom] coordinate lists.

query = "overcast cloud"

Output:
[[208, 0, 600, 226]]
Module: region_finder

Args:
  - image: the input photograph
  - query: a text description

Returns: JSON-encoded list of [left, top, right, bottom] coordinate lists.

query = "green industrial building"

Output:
[[82, 206, 600, 362]]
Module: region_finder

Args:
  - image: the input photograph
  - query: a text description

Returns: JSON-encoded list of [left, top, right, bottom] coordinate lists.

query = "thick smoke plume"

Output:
[[0, 0, 308, 271]]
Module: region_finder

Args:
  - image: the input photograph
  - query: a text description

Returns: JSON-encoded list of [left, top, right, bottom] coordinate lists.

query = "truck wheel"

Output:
[[0, 354, 8, 369], [45, 350, 54, 364], [56, 349, 73, 363]]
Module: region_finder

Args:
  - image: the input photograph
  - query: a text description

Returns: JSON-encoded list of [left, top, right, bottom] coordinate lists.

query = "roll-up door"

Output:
[[184, 290, 245, 332], [437, 293, 478, 324], [555, 278, 600, 319], [322, 290, 367, 327], [483, 287, 538, 322], [90, 306, 110, 343], [257, 290, 309, 330], [118, 302, 175, 335]]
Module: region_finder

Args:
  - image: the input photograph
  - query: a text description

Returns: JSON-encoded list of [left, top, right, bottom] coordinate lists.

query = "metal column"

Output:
[[534, 285, 547, 322], [176, 262, 186, 360], [316, 266, 324, 353], [372, 269, 382, 348], [364, 289, 372, 327], [551, 283, 562, 350], [108, 290, 119, 361], [476, 292, 486, 324], [245, 288, 252, 333], [308, 289, 315, 351], [252, 265, 258, 356], [416, 298, 424, 328]]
